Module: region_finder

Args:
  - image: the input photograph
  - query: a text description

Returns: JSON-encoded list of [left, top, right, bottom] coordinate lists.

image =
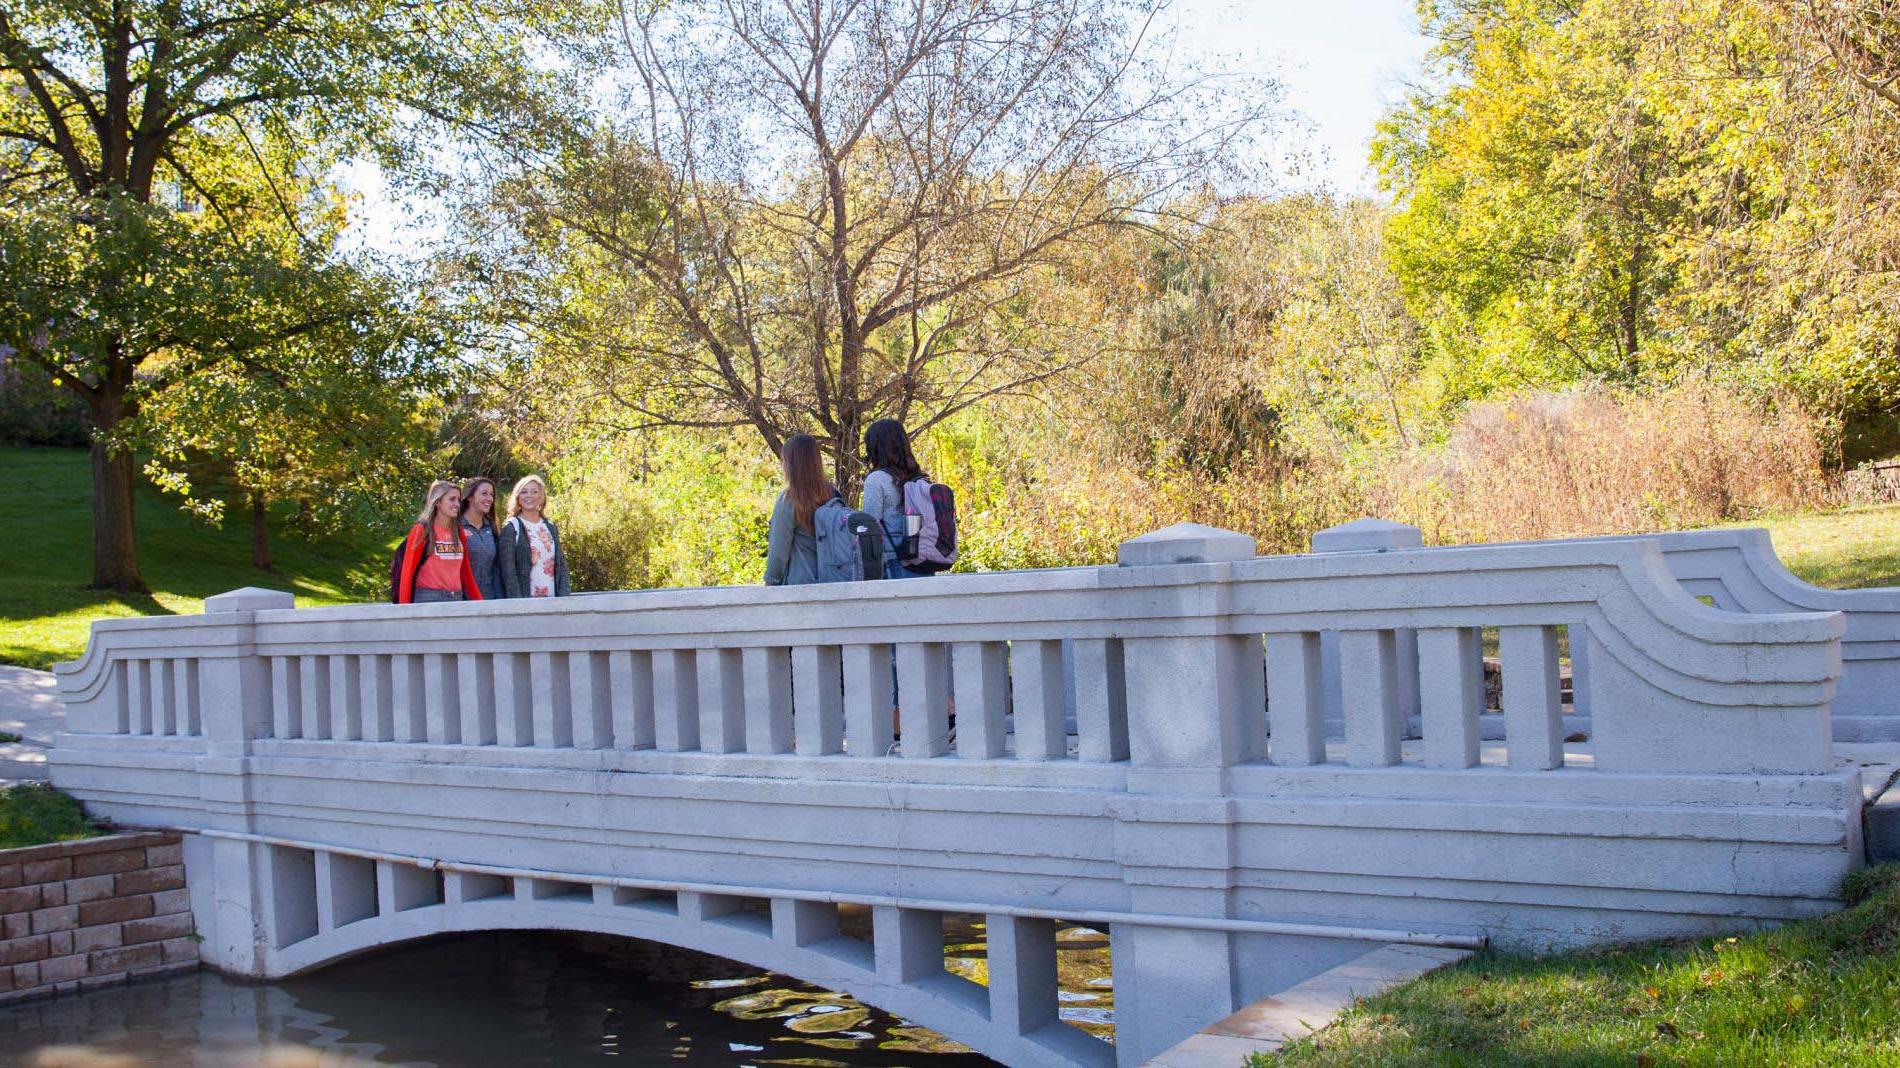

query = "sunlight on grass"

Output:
[[0, 446, 394, 670], [1739, 504, 1900, 590], [1270, 866, 1900, 1067]]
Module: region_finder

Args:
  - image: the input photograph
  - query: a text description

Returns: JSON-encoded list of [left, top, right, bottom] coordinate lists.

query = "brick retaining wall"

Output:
[[0, 831, 197, 1004]]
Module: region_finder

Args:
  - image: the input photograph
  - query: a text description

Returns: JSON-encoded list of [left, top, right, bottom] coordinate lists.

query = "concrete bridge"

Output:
[[46, 521, 1888, 1065]]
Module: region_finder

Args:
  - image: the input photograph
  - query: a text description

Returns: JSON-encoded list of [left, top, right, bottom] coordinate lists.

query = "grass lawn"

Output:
[[0, 784, 102, 849], [1739, 503, 1900, 591], [1268, 866, 1900, 1067], [0, 446, 394, 670]]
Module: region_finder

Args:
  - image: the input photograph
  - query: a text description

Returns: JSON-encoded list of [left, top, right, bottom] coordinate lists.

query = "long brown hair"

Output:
[[781, 434, 833, 530], [459, 477, 498, 535]]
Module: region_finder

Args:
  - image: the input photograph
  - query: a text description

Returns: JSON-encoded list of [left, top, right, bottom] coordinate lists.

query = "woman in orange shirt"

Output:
[[396, 480, 486, 604]]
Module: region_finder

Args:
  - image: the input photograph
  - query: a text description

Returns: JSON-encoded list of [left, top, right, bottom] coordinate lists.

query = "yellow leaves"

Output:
[[1785, 994, 1807, 1014]]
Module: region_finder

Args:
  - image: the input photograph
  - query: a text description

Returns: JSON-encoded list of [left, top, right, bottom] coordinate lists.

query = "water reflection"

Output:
[[0, 916, 1116, 1067]]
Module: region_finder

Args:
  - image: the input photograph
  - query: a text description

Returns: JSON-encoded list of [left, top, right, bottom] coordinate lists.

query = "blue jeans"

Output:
[[885, 559, 931, 580]]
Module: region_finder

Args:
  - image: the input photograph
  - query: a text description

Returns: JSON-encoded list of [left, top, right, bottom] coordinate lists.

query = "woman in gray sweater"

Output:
[[859, 419, 931, 580], [765, 434, 835, 586]]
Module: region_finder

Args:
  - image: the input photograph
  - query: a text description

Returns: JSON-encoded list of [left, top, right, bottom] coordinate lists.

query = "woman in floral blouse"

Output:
[[498, 474, 571, 598]]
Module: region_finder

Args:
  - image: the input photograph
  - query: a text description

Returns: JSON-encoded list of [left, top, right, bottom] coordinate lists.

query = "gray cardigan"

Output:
[[764, 491, 820, 586], [498, 515, 571, 598]]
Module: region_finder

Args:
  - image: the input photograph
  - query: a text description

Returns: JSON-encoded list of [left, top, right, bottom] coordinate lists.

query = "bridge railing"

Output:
[[54, 522, 1843, 779]]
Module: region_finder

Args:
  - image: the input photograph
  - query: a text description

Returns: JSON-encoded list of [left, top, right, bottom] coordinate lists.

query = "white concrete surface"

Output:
[[46, 524, 1868, 1066], [0, 665, 61, 784], [1143, 943, 1473, 1066]]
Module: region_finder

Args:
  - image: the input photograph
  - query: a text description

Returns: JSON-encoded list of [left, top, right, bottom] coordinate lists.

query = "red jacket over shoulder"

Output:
[[396, 523, 484, 604]]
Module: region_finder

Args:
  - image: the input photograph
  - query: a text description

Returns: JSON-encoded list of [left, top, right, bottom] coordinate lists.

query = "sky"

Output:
[[339, 1, 1430, 254], [1166, 0, 1429, 195]]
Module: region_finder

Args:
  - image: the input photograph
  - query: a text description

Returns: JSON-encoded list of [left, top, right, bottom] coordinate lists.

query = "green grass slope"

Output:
[[0, 446, 392, 670], [1736, 503, 1900, 590], [1270, 866, 1900, 1067]]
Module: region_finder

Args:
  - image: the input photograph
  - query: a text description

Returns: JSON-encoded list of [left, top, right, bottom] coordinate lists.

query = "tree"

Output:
[[478, 0, 1277, 489], [0, 0, 596, 591]]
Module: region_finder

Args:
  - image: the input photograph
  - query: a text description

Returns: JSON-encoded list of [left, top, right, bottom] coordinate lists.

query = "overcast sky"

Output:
[[339, 1, 1429, 254]]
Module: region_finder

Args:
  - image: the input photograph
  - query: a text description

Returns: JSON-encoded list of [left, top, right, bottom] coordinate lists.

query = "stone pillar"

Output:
[[1111, 524, 1255, 1066], [189, 588, 294, 979], [1310, 520, 1423, 736]]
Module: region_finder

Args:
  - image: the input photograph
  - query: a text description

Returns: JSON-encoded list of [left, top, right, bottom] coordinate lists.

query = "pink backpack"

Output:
[[898, 477, 958, 573]]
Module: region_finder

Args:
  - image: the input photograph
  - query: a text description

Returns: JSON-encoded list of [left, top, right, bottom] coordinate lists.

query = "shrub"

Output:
[[1407, 383, 1831, 542]]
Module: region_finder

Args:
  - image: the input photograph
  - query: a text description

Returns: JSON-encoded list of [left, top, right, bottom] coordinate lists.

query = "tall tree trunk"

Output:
[[250, 492, 271, 570], [86, 387, 145, 593]]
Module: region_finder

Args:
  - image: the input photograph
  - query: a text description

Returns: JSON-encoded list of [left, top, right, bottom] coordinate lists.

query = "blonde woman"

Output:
[[498, 474, 571, 598], [396, 481, 485, 604]]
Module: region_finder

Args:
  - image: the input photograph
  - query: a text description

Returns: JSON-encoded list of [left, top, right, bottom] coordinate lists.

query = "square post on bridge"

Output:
[[198, 587, 296, 754], [1111, 524, 1259, 1066], [188, 588, 295, 980]]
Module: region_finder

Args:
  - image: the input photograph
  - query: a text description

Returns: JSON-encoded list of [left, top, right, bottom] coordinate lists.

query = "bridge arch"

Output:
[[215, 837, 1116, 1068]]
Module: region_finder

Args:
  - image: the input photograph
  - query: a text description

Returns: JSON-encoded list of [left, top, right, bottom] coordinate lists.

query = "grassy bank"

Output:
[[0, 784, 101, 849], [0, 446, 392, 670], [1268, 866, 1900, 1066], [1726, 503, 1900, 590]]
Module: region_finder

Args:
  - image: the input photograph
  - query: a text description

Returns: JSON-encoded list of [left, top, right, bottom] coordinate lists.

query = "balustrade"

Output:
[[48, 522, 1864, 1068]]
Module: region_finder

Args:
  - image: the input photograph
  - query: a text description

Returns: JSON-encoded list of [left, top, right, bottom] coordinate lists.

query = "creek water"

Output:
[[0, 916, 1116, 1067]]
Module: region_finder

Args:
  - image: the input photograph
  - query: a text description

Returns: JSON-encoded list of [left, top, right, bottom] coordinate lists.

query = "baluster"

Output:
[[1265, 632, 1326, 765], [149, 660, 175, 736], [771, 898, 840, 947], [569, 651, 610, 749], [126, 659, 153, 735], [696, 649, 745, 754], [952, 641, 1010, 759], [872, 906, 943, 984], [328, 655, 361, 741], [529, 652, 570, 748], [653, 650, 700, 751], [1418, 627, 1482, 769], [742, 647, 793, 755], [842, 644, 895, 758], [422, 655, 460, 745], [1339, 629, 1402, 767], [1072, 638, 1129, 763], [177, 659, 201, 737], [793, 646, 845, 756], [391, 654, 426, 743], [359, 655, 394, 742], [270, 656, 301, 740], [1501, 624, 1564, 769], [109, 660, 129, 734], [492, 653, 532, 746], [1009, 640, 1067, 761], [459, 653, 496, 746], [315, 851, 377, 931], [299, 655, 331, 740], [895, 643, 951, 758], [610, 651, 655, 749], [986, 913, 1058, 1036]]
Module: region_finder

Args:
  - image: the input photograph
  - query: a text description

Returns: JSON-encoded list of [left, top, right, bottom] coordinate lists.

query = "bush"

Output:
[[0, 784, 102, 849], [1398, 383, 1831, 543]]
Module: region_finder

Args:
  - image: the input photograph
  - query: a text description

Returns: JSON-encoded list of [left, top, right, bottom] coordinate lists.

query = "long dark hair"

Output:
[[863, 418, 925, 484], [458, 477, 498, 536], [781, 434, 834, 530]]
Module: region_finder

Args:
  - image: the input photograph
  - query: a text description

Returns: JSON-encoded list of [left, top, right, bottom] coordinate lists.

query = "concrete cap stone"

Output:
[[203, 588, 296, 614], [1311, 518, 1423, 554], [1118, 523, 1256, 567]]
